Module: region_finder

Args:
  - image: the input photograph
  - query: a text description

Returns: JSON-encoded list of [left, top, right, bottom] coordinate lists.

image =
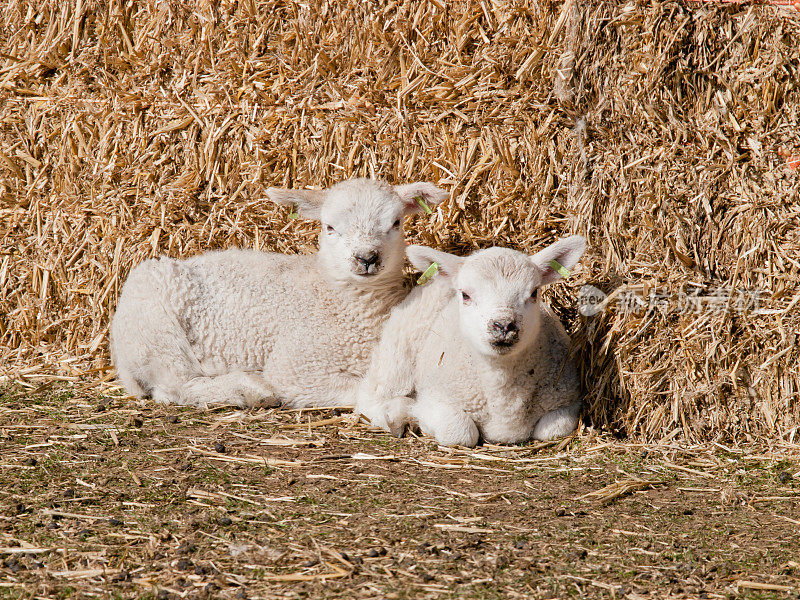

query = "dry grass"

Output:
[[1, 387, 799, 599], [1, 1, 799, 442]]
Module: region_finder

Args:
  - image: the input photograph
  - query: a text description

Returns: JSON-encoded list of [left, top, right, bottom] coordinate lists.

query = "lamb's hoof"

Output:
[[254, 395, 281, 409], [388, 422, 407, 438]]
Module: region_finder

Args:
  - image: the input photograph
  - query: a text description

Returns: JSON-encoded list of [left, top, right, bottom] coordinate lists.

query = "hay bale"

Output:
[[0, 0, 798, 442]]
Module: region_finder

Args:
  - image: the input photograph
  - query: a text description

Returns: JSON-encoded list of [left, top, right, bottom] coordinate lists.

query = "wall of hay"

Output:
[[1, 0, 798, 442]]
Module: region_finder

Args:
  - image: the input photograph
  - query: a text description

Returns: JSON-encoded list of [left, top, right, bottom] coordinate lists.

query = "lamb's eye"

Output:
[[461, 291, 471, 303], [326, 224, 335, 233], [530, 288, 538, 300], [392, 219, 401, 228]]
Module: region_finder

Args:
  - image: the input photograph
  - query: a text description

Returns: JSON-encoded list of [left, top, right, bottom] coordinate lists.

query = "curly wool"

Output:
[[110, 178, 448, 408], [355, 239, 586, 447]]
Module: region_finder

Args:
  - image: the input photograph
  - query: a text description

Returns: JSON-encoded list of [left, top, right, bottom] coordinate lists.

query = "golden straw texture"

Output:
[[1, 1, 798, 442]]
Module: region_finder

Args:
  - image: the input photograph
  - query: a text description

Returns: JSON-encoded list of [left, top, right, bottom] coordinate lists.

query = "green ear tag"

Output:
[[288, 205, 299, 220], [416, 196, 433, 214], [549, 259, 570, 278], [417, 262, 439, 285]]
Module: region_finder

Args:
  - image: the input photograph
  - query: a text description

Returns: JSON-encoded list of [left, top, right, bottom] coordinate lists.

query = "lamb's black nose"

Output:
[[355, 252, 380, 268], [492, 320, 518, 335]]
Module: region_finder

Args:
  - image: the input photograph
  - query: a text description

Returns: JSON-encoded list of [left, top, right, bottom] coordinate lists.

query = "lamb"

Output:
[[354, 235, 587, 447], [109, 178, 448, 409]]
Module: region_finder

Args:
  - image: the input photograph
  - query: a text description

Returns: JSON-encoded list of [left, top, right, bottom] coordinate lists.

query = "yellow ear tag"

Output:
[[288, 205, 299, 219], [416, 196, 433, 214], [417, 262, 439, 285], [549, 259, 570, 277]]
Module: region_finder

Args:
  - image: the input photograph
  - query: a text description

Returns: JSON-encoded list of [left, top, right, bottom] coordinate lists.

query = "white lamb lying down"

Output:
[[354, 235, 587, 447], [110, 178, 448, 408]]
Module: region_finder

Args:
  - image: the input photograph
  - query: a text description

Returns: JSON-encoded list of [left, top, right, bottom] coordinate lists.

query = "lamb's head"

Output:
[[267, 178, 448, 284], [407, 235, 586, 357]]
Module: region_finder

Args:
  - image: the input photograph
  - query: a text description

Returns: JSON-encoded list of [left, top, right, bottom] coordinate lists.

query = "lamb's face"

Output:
[[405, 235, 586, 359], [266, 178, 448, 286], [455, 249, 544, 357], [319, 180, 408, 282]]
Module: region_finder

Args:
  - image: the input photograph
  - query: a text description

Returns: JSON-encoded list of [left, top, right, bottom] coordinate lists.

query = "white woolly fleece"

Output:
[[354, 236, 586, 447], [110, 178, 448, 408]]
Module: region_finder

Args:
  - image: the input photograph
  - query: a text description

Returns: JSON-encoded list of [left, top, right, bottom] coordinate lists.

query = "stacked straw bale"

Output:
[[1, 0, 798, 442]]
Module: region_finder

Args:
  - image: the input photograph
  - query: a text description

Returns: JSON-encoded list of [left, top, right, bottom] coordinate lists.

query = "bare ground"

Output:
[[0, 387, 798, 600]]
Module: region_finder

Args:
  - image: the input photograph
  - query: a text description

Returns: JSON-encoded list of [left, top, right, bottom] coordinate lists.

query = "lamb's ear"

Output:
[[393, 182, 449, 215], [530, 235, 587, 285], [265, 188, 326, 220], [406, 245, 465, 286]]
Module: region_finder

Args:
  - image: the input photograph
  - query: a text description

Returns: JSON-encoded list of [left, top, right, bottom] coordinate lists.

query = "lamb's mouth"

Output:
[[490, 339, 517, 353]]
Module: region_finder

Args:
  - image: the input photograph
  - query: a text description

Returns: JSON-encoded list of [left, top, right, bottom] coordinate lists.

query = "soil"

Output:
[[0, 388, 798, 599]]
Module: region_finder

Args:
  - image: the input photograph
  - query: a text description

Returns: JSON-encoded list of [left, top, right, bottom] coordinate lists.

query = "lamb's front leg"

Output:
[[179, 372, 280, 408], [532, 401, 581, 440], [355, 393, 412, 437], [274, 371, 364, 409], [354, 364, 414, 436], [354, 332, 417, 436], [411, 396, 479, 447]]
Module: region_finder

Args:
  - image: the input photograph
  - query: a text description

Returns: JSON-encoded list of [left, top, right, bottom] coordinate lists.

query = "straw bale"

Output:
[[1, 0, 798, 442]]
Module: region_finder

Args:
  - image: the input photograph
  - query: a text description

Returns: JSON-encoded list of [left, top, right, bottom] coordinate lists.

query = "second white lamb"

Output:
[[354, 236, 587, 447]]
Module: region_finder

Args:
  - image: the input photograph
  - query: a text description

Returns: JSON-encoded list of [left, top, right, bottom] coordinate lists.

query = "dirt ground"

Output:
[[0, 387, 798, 600]]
